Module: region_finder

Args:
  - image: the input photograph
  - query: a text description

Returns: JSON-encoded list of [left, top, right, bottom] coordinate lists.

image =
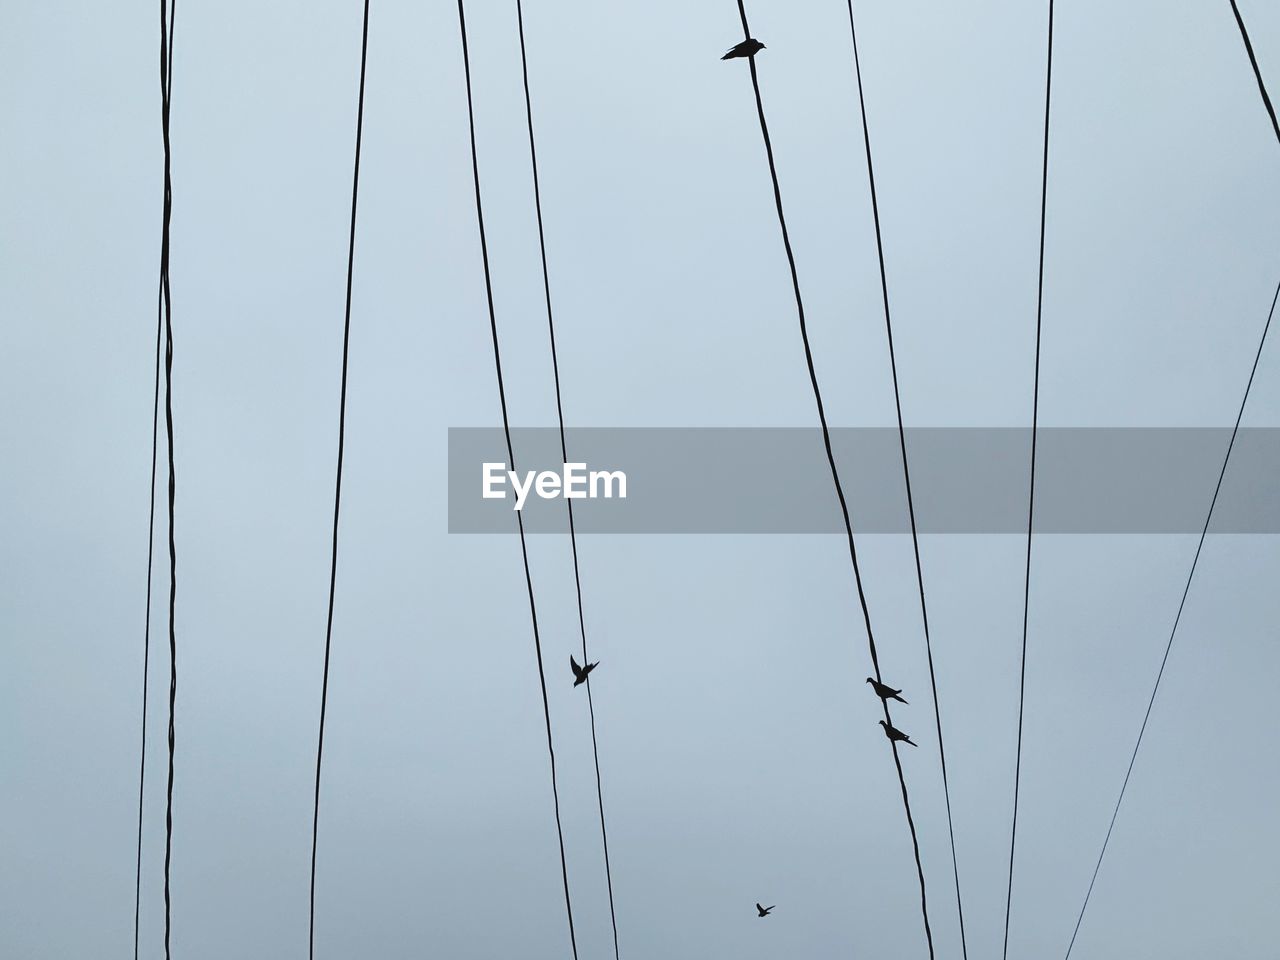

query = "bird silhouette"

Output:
[[722, 38, 765, 60], [570, 655, 598, 687], [756, 903, 775, 917], [880, 719, 918, 747], [866, 677, 908, 704]]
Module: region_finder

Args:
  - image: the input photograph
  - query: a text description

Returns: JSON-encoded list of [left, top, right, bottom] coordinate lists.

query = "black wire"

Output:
[[1062, 288, 1277, 960], [308, 1, 370, 956], [730, 2, 932, 954], [842, 5, 969, 957], [1003, 2, 1053, 957], [161, 273, 176, 960], [1063, 6, 1280, 950], [133, 279, 161, 960], [1228, 0, 1280, 144], [138, 6, 177, 955], [456, 2, 579, 956], [156, 0, 177, 956], [514, 3, 621, 957]]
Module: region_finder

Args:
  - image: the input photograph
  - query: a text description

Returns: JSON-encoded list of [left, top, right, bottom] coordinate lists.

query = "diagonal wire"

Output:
[[133, 275, 161, 960], [1004, 2, 1053, 956], [514, 2, 621, 957], [308, 1, 371, 955], [1229, 0, 1280, 143], [1063, 5, 1280, 952], [842, 3, 968, 956], [728, 1, 932, 954], [456, 1, 580, 956], [1062, 284, 1277, 960]]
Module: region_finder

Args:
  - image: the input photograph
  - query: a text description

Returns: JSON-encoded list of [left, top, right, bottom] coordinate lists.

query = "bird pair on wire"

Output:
[[721, 35, 919, 753], [868, 678, 917, 747]]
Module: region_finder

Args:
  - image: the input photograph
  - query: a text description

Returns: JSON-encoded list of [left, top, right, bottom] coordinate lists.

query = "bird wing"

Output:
[[570, 654, 582, 675]]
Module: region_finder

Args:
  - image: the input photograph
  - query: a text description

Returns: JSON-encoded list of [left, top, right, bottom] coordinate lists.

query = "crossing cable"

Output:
[[1003, 2, 1053, 957], [514, 2, 621, 957], [133, 2, 176, 952], [132, 260, 161, 960], [1062, 5, 1280, 953], [308, 0, 370, 955], [155, 0, 179, 956], [728, 2, 933, 955], [456, 1, 580, 956], [1060, 283, 1278, 958], [842, 4, 969, 957]]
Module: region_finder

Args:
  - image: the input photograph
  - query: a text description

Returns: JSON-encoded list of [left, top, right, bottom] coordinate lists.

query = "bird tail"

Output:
[[905, 737, 918, 747], [893, 694, 909, 704], [721, 51, 734, 60]]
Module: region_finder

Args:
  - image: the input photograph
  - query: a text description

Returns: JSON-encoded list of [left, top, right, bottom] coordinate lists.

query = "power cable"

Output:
[[842, 4, 969, 956], [729, 2, 933, 954], [308, 1, 371, 955], [1062, 284, 1277, 960], [1003, 2, 1054, 956], [1229, 0, 1280, 144], [1063, 6, 1280, 949], [133, 2, 174, 942], [514, 2, 621, 956], [456, 1, 580, 955], [156, 1, 178, 957]]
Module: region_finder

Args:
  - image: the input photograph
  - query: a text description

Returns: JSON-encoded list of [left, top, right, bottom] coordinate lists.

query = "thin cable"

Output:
[[1061, 285, 1277, 960], [133, 281, 161, 960], [1003, 2, 1053, 957], [514, 2, 620, 957], [137, 6, 177, 954], [1064, 7, 1280, 947], [308, 1, 370, 955], [843, 4, 968, 957], [730, 1, 932, 954], [156, 0, 178, 956], [456, 2, 579, 956]]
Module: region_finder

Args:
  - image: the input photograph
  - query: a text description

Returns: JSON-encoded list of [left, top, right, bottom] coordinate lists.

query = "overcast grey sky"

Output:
[[3, 1, 1280, 958]]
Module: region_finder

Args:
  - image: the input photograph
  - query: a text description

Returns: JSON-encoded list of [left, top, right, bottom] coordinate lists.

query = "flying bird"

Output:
[[756, 903, 775, 917], [722, 38, 765, 60], [879, 720, 918, 747], [570, 655, 598, 687], [866, 677, 908, 704]]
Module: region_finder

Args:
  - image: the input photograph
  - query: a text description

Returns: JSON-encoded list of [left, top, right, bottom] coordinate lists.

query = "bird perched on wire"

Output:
[[866, 677, 908, 704], [722, 38, 765, 60], [756, 903, 775, 918], [880, 720, 918, 747], [570, 655, 598, 687]]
